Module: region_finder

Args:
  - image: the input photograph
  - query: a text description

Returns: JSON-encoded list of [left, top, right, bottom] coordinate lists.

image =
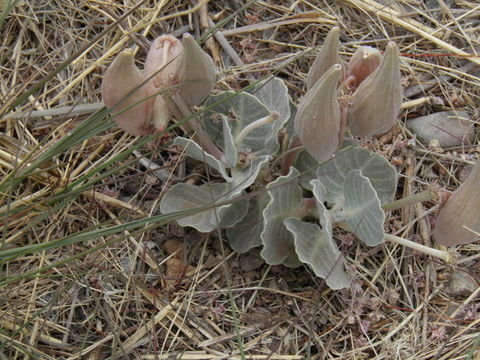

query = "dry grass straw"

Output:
[[0, 0, 479, 359]]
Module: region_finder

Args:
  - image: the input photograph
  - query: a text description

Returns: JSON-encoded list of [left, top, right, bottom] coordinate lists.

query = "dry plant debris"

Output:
[[0, 0, 479, 359]]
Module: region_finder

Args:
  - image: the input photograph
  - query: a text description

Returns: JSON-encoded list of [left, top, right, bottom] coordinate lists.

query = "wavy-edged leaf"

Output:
[[174, 137, 231, 181], [316, 147, 396, 205], [260, 168, 303, 265], [159, 182, 248, 232], [344, 170, 385, 246], [284, 217, 349, 290], [248, 77, 291, 141], [226, 193, 267, 253], [203, 92, 280, 156], [160, 151, 268, 233], [311, 179, 332, 233]]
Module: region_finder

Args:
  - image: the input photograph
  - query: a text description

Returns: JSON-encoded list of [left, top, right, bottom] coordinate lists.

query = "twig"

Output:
[[340, 0, 480, 66], [133, 150, 178, 182], [405, 62, 479, 98], [4, 103, 104, 119], [220, 11, 336, 37], [400, 96, 444, 110], [97, 5, 150, 53]]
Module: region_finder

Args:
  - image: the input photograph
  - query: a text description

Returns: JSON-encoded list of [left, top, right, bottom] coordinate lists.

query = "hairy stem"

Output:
[[382, 190, 438, 213], [173, 94, 224, 160], [385, 234, 453, 263], [335, 221, 453, 263], [234, 112, 279, 146]]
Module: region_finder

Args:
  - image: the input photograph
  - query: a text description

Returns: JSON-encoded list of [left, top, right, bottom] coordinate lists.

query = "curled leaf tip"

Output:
[[101, 50, 153, 136], [306, 27, 342, 90], [295, 64, 342, 163], [434, 160, 480, 246], [179, 33, 216, 105], [347, 41, 403, 137]]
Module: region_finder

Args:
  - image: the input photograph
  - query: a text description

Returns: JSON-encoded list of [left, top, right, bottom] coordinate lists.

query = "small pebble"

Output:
[[407, 110, 475, 147], [447, 270, 478, 297]]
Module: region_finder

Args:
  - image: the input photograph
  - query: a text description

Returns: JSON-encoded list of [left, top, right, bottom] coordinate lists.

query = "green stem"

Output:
[[382, 190, 438, 212]]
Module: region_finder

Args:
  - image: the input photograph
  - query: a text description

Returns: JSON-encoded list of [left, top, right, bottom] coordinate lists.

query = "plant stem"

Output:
[[335, 220, 453, 263], [382, 190, 438, 212], [385, 234, 453, 263], [280, 136, 302, 176], [173, 94, 224, 160], [234, 111, 279, 146]]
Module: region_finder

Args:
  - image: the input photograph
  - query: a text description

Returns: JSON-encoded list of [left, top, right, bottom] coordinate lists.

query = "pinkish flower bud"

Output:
[[306, 27, 342, 91], [144, 35, 183, 90], [434, 160, 480, 246], [347, 42, 403, 137], [178, 33, 216, 105], [346, 46, 382, 89], [101, 50, 153, 136], [294, 64, 342, 163]]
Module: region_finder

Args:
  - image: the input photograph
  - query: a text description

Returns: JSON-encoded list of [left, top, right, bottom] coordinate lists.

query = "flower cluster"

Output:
[[294, 27, 403, 163], [101, 33, 216, 136]]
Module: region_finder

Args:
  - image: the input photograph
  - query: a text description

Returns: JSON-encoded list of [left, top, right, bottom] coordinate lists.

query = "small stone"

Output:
[[163, 239, 183, 258], [239, 250, 264, 272], [203, 253, 219, 269], [447, 270, 478, 297], [407, 111, 475, 148]]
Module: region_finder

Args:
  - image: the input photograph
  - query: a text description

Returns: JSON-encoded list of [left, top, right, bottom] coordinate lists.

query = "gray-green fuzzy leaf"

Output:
[[260, 168, 303, 265], [295, 149, 319, 191], [221, 116, 238, 168], [226, 193, 267, 253], [203, 92, 280, 156], [247, 77, 291, 135], [284, 217, 349, 290], [174, 137, 231, 181], [160, 145, 269, 233], [316, 147, 396, 205], [174, 137, 269, 194], [344, 170, 385, 246], [230, 155, 270, 193], [159, 182, 248, 232]]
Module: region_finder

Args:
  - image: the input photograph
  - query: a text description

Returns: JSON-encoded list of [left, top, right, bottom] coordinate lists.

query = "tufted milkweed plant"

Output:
[[101, 31, 452, 290]]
